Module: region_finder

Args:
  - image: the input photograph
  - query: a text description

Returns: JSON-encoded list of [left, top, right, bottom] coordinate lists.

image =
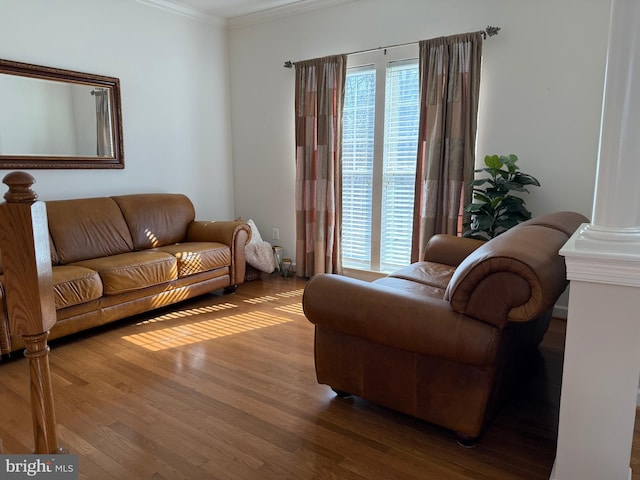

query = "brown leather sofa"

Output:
[[0, 193, 250, 355], [303, 211, 587, 445]]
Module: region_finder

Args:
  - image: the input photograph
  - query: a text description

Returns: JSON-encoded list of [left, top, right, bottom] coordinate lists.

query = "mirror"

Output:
[[0, 58, 124, 169]]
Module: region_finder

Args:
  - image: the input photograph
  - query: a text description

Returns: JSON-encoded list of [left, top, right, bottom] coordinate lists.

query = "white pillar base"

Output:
[[551, 228, 640, 480], [550, 463, 630, 480]]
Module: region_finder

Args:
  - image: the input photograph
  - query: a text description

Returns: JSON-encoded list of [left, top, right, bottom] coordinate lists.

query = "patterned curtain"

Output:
[[294, 55, 346, 277], [411, 33, 483, 262]]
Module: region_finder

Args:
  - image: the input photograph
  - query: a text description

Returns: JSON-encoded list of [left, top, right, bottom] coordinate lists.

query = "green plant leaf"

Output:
[[505, 182, 530, 193], [501, 154, 519, 173], [463, 230, 491, 241], [470, 178, 492, 187], [473, 215, 495, 231], [472, 192, 493, 204], [464, 203, 485, 214], [484, 155, 503, 169], [512, 172, 541, 186], [495, 214, 525, 231]]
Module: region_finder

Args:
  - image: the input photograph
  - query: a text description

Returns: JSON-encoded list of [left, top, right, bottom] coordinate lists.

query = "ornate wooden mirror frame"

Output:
[[0, 58, 124, 169]]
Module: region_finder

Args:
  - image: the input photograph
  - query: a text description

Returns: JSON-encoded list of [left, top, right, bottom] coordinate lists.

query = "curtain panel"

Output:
[[94, 89, 113, 157], [411, 33, 483, 262], [294, 55, 346, 277]]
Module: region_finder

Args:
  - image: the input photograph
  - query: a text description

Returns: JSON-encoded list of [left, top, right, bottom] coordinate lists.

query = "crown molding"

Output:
[[135, 0, 227, 27], [228, 0, 357, 29]]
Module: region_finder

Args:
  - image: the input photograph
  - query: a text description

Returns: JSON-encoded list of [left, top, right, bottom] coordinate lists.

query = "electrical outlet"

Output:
[[272, 228, 279, 240]]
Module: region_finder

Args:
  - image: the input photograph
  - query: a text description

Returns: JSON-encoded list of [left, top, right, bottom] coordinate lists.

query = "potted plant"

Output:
[[463, 154, 540, 241]]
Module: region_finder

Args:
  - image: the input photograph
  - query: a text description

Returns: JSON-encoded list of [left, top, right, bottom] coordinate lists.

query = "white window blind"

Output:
[[342, 50, 419, 273], [342, 67, 376, 269], [381, 61, 420, 271]]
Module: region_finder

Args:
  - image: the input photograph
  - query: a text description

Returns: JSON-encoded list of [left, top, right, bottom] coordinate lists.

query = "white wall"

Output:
[[228, 0, 611, 263], [0, 0, 234, 220]]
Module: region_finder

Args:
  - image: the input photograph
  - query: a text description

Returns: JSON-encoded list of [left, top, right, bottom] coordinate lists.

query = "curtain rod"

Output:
[[283, 26, 500, 69]]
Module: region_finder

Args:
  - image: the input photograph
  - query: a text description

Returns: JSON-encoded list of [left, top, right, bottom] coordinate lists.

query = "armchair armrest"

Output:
[[187, 220, 251, 286], [303, 274, 500, 366], [423, 234, 485, 266], [445, 226, 570, 326]]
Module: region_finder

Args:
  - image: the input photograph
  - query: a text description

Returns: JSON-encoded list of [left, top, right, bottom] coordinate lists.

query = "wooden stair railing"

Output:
[[0, 171, 65, 454]]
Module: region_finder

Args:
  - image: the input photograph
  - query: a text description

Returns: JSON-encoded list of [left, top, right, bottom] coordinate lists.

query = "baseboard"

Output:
[[553, 304, 569, 320], [550, 461, 632, 479]]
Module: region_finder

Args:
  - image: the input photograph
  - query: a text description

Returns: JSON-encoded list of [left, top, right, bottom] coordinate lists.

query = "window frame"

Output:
[[342, 45, 419, 274]]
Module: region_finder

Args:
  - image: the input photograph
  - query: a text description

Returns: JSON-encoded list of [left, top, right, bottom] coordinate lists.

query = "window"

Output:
[[342, 67, 375, 270], [342, 46, 420, 273]]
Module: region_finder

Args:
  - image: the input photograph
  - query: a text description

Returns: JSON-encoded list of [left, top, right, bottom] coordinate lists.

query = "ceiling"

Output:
[[160, 0, 334, 19]]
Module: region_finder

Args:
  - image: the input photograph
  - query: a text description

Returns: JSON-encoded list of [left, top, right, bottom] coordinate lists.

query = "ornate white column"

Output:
[[586, 0, 640, 232], [551, 1, 640, 479]]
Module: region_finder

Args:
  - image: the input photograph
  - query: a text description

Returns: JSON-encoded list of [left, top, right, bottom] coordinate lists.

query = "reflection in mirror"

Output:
[[0, 76, 114, 157], [0, 58, 124, 169]]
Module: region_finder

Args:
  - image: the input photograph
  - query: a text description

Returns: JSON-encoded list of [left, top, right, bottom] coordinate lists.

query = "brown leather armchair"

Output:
[[303, 211, 587, 445]]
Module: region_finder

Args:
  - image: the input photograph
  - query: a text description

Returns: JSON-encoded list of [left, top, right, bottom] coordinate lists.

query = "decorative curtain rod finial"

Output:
[[484, 26, 501, 39], [283, 60, 294, 69]]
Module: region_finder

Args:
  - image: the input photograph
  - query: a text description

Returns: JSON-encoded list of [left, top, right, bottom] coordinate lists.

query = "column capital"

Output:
[[560, 224, 640, 286]]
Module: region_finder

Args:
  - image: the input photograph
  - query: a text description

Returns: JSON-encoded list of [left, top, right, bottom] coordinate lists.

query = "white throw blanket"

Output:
[[244, 219, 275, 273]]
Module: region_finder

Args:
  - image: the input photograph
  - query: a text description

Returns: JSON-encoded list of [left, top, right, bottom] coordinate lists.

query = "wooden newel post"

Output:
[[0, 171, 64, 454]]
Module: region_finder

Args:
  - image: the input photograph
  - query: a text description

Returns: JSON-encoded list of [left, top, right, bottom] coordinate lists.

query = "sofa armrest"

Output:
[[303, 274, 500, 366], [423, 234, 485, 266], [186, 220, 249, 244], [445, 218, 579, 326], [186, 221, 251, 286]]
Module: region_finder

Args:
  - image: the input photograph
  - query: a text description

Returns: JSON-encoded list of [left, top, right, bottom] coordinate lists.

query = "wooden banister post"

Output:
[[0, 171, 64, 454]]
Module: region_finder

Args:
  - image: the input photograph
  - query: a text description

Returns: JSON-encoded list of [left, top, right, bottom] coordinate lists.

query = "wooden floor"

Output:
[[1, 273, 640, 479]]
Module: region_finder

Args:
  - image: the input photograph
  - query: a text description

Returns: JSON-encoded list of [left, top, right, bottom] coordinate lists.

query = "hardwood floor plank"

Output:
[[1, 274, 640, 479]]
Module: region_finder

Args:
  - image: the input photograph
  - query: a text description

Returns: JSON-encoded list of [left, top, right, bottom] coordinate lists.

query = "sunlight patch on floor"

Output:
[[275, 303, 304, 316], [277, 289, 304, 298], [135, 303, 238, 325], [123, 311, 294, 351], [243, 295, 279, 304]]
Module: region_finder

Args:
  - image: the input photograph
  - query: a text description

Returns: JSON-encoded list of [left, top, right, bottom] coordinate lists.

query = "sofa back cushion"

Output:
[[47, 197, 134, 264], [112, 194, 195, 250]]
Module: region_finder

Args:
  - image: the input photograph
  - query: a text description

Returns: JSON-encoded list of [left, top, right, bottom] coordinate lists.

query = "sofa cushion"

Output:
[[46, 197, 134, 264], [152, 242, 231, 277], [52, 266, 103, 309], [386, 261, 456, 291], [374, 276, 447, 299], [112, 194, 195, 250], [72, 251, 178, 295]]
